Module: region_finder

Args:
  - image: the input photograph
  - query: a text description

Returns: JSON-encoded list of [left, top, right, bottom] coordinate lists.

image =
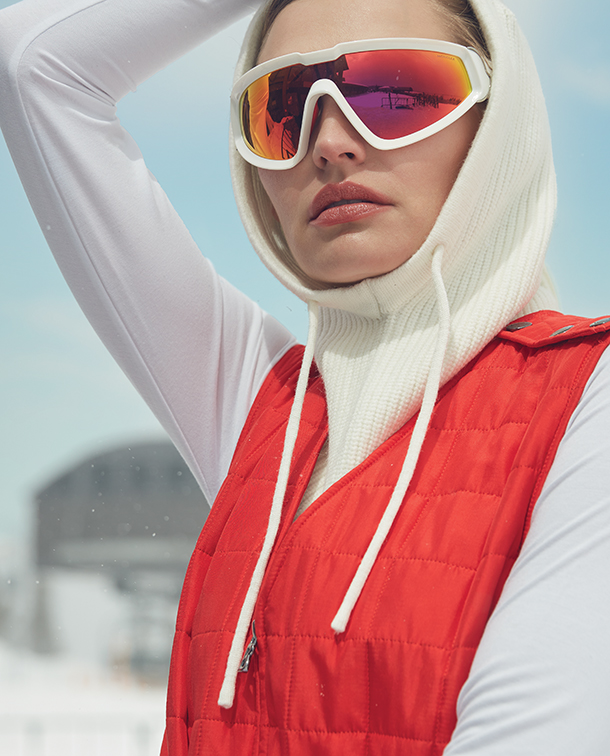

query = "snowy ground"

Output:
[[0, 642, 166, 756]]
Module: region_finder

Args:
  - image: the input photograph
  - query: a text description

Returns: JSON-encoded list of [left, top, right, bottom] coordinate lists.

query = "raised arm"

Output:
[[0, 0, 297, 503]]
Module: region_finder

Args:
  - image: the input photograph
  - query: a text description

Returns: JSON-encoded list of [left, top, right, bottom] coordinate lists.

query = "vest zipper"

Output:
[[238, 621, 257, 672]]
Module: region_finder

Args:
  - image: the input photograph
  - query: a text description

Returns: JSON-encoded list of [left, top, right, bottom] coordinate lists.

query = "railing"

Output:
[[0, 716, 164, 756]]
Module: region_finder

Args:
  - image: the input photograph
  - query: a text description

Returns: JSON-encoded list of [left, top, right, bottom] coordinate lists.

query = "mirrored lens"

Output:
[[241, 49, 473, 161]]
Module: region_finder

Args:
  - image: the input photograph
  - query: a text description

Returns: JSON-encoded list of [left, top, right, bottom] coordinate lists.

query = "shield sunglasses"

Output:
[[231, 38, 491, 170]]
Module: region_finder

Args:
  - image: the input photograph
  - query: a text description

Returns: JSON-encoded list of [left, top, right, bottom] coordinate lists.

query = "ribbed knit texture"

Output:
[[230, 0, 558, 495]]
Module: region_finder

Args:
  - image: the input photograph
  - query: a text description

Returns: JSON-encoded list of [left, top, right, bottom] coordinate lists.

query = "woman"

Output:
[[1, 0, 610, 753]]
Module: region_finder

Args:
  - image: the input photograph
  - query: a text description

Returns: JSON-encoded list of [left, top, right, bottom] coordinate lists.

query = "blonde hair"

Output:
[[259, 0, 490, 63], [429, 0, 490, 64]]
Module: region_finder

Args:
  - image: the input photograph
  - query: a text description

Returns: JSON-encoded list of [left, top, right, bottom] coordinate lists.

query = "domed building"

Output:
[[33, 439, 209, 681]]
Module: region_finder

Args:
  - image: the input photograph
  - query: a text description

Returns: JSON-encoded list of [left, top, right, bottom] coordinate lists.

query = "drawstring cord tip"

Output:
[[218, 685, 235, 710], [330, 618, 347, 635]]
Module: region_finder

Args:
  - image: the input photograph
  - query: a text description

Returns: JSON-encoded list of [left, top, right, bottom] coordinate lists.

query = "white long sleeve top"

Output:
[[1, 0, 610, 752]]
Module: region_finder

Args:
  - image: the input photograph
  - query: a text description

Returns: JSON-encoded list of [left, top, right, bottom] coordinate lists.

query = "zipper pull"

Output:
[[238, 621, 257, 673]]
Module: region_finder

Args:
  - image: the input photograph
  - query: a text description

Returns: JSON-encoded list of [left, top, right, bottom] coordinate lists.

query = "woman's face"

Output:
[[256, 0, 483, 286]]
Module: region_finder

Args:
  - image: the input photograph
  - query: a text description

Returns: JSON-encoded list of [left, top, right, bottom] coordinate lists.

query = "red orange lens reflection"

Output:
[[241, 49, 472, 161]]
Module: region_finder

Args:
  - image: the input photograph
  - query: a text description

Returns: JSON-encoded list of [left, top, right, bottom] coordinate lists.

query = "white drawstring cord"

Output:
[[218, 300, 320, 709], [331, 246, 450, 634]]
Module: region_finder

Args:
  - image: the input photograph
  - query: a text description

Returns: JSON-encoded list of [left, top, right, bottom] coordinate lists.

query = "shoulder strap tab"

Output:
[[498, 310, 610, 347]]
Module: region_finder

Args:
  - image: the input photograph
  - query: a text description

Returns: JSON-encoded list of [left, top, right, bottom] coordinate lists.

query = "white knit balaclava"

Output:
[[229, 0, 558, 494]]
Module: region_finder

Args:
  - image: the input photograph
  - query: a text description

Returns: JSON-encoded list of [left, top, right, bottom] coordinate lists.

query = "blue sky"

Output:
[[1, 0, 609, 538]]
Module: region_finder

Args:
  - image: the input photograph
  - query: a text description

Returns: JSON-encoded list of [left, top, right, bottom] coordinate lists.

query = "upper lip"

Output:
[[308, 181, 392, 221]]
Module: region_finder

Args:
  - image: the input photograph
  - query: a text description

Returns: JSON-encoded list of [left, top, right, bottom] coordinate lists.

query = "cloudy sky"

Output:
[[1, 0, 609, 539]]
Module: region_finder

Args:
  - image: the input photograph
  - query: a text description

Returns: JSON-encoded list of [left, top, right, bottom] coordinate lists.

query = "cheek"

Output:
[[257, 168, 308, 248], [257, 167, 275, 201], [449, 108, 482, 174], [256, 168, 289, 232], [257, 169, 289, 221], [419, 110, 481, 201]]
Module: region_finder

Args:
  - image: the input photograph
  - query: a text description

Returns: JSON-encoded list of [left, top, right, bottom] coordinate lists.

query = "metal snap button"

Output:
[[505, 321, 533, 332], [550, 325, 574, 337]]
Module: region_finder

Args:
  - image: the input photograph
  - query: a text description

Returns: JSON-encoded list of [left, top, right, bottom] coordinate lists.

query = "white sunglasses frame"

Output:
[[231, 37, 491, 171]]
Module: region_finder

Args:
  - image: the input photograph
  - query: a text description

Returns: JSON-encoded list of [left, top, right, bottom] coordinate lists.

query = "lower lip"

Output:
[[310, 202, 390, 228]]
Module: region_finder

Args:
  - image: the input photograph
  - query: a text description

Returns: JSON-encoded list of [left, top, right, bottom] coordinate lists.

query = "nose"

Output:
[[310, 96, 367, 169]]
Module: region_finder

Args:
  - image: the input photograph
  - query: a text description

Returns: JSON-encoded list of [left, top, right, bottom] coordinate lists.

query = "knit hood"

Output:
[[219, 0, 558, 708], [231, 0, 558, 490]]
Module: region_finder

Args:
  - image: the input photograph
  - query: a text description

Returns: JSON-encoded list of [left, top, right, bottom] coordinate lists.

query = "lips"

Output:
[[309, 182, 392, 224]]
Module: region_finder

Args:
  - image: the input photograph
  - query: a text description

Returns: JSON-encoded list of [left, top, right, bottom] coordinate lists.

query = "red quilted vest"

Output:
[[162, 311, 610, 756]]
